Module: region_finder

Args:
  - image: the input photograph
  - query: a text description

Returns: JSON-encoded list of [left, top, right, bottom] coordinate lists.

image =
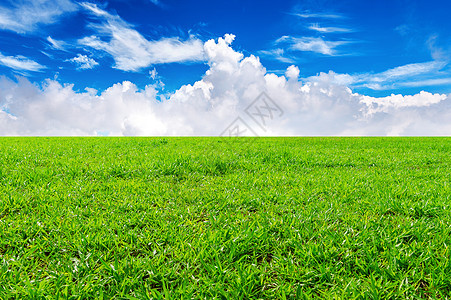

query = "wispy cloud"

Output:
[[257, 48, 295, 63], [47, 36, 69, 51], [400, 78, 451, 88], [0, 52, 45, 72], [277, 36, 349, 56], [368, 61, 447, 83], [78, 2, 204, 72], [0, 0, 77, 34], [394, 24, 409, 36], [262, 9, 354, 61], [307, 59, 450, 91], [359, 60, 449, 90], [67, 54, 98, 70], [308, 23, 352, 33], [293, 12, 345, 19]]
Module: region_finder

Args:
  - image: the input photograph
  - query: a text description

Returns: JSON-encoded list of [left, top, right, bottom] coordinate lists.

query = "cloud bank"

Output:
[[1, 34, 451, 136]]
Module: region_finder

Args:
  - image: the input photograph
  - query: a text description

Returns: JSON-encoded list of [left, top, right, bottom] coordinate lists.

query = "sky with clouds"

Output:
[[0, 0, 451, 136]]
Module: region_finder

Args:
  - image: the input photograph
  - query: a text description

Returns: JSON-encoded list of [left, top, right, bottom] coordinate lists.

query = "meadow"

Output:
[[0, 137, 450, 299]]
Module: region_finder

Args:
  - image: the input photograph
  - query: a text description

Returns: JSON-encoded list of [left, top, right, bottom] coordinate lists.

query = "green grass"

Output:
[[1, 137, 451, 299]]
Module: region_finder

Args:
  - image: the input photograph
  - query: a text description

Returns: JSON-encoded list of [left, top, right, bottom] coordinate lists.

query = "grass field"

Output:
[[1, 137, 451, 299]]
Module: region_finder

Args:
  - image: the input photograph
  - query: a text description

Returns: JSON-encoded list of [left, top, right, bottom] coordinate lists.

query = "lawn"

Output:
[[1, 137, 450, 299]]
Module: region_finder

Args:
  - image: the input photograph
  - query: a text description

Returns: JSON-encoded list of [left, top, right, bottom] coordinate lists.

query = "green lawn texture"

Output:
[[0, 137, 450, 299]]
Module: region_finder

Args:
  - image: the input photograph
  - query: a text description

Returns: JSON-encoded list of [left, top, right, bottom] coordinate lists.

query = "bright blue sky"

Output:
[[0, 0, 450, 96]]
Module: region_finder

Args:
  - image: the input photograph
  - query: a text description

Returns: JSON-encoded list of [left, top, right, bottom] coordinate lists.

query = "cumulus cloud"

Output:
[[0, 0, 77, 34], [0, 52, 45, 72], [1, 34, 451, 136], [67, 54, 98, 70], [78, 2, 204, 71], [285, 65, 300, 80]]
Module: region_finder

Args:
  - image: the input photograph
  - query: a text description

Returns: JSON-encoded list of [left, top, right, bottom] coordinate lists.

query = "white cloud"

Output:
[[293, 12, 345, 19], [67, 54, 99, 69], [285, 65, 300, 80], [0, 0, 77, 34], [1, 34, 451, 136], [78, 2, 204, 71], [277, 36, 348, 56], [0, 52, 45, 72], [257, 48, 295, 63], [47, 36, 69, 51], [370, 61, 446, 82], [149, 68, 158, 80], [331, 60, 451, 90], [308, 24, 352, 33], [400, 78, 451, 87], [394, 24, 409, 36], [361, 91, 446, 112]]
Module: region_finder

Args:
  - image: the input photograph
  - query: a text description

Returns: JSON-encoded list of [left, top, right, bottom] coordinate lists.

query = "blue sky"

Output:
[[1, 0, 450, 96], [1, 0, 451, 136]]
